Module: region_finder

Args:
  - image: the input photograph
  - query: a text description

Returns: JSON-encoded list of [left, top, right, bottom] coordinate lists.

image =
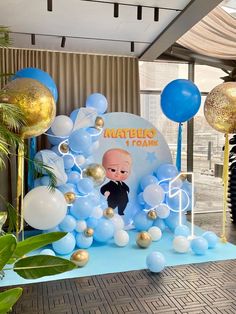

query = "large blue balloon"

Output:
[[13, 67, 58, 102], [160, 79, 201, 123]]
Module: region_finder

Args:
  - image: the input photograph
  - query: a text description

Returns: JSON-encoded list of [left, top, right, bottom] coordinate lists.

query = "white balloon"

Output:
[[111, 214, 125, 231], [75, 220, 87, 232], [24, 186, 67, 230], [51, 115, 73, 137], [148, 226, 162, 241], [173, 236, 190, 253], [114, 230, 129, 247], [143, 184, 165, 207], [90, 206, 103, 219], [156, 204, 170, 219]]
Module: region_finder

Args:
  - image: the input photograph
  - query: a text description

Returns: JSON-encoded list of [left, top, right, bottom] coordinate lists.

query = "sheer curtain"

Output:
[[0, 48, 140, 208], [178, 7, 236, 60]]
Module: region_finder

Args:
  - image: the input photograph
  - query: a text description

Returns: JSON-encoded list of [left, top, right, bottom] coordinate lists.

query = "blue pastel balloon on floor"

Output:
[[191, 237, 208, 255], [202, 231, 218, 249], [160, 79, 201, 123], [86, 217, 98, 229], [52, 233, 76, 255], [13, 67, 58, 102], [146, 251, 166, 273], [93, 218, 114, 243], [59, 215, 76, 232], [86, 93, 108, 114], [76, 233, 93, 249]]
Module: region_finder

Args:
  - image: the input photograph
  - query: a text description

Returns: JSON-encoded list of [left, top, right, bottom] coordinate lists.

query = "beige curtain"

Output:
[[0, 48, 140, 114], [177, 7, 236, 60], [0, 48, 140, 208]]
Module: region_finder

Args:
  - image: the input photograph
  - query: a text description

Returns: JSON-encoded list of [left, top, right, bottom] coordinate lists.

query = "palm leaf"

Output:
[[0, 234, 17, 271], [0, 288, 23, 314], [14, 255, 77, 279], [0, 25, 11, 47], [0, 102, 26, 131]]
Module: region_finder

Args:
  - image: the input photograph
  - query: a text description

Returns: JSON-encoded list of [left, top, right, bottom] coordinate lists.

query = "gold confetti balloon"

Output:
[[136, 231, 152, 248], [83, 163, 106, 186], [0, 78, 56, 138], [70, 249, 89, 267], [64, 192, 76, 204], [103, 207, 114, 219], [204, 82, 236, 134]]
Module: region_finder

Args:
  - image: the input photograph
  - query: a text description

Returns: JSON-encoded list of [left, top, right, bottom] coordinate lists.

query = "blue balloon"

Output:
[[86, 127, 101, 142], [13, 67, 58, 102], [146, 251, 166, 273], [43, 226, 60, 234], [59, 215, 76, 232], [68, 129, 92, 153], [94, 218, 114, 243], [40, 249, 56, 256], [70, 196, 94, 219], [63, 154, 75, 170], [86, 93, 108, 114], [202, 231, 218, 249], [86, 217, 98, 229], [47, 128, 63, 146], [67, 171, 81, 184], [165, 188, 189, 213], [153, 218, 166, 231], [70, 108, 80, 123], [58, 183, 77, 194], [89, 191, 101, 206], [76, 233, 93, 249], [40, 176, 50, 186], [133, 211, 153, 231], [140, 175, 158, 190], [52, 233, 76, 255], [165, 212, 186, 232], [161, 79, 201, 123], [137, 193, 145, 205], [155, 163, 179, 181], [51, 145, 62, 156], [191, 237, 208, 255], [34, 178, 41, 187], [77, 178, 94, 194], [174, 225, 190, 237]]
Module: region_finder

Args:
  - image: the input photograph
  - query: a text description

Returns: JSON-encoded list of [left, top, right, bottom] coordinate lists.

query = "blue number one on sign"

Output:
[[169, 172, 195, 238]]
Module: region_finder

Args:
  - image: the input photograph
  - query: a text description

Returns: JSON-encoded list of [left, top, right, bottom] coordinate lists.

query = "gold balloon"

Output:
[[84, 227, 94, 237], [64, 192, 76, 204], [204, 82, 236, 134], [103, 207, 114, 218], [70, 249, 89, 267], [0, 78, 56, 138], [95, 116, 104, 129], [147, 210, 157, 220], [83, 163, 106, 186], [60, 143, 69, 154], [136, 231, 152, 248]]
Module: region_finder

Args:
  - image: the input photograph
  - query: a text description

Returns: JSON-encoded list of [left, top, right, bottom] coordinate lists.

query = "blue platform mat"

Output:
[[1, 225, 236, 287]]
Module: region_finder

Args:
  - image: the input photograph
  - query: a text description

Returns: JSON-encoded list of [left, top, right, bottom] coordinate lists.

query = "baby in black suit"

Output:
[[100, 148, 132, 215]]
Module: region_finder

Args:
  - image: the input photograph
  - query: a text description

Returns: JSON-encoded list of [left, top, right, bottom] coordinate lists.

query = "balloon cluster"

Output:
[[133, 163, 193, 236], [23, 92, 131, 255]]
